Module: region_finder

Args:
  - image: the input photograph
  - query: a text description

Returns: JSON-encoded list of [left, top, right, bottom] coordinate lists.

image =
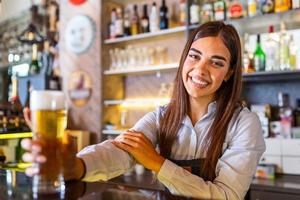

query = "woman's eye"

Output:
[[212, 61, 224, 67], [188, 54, 200, 60]]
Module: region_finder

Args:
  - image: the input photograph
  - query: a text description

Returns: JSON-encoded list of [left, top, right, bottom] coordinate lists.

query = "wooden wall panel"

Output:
[[60, 0, 102, 143]]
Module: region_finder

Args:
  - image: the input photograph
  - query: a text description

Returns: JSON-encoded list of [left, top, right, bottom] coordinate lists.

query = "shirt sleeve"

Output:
[[76, 140, 135, 182], [157, 110, 266, 200], [76, 108, 160, 182]]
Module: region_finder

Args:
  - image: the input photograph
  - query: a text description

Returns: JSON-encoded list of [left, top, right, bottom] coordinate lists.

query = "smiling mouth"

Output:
[[189, 76, 210, 88]]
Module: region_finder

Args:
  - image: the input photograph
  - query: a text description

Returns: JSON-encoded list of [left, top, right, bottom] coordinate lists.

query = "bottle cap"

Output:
[[268, 25, 274, 33]]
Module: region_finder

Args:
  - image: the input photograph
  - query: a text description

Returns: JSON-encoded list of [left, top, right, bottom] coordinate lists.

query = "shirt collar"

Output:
[[182, 101, 217, 127]]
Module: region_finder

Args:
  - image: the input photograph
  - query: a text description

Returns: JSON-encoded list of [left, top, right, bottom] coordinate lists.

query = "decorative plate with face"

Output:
[[65, 15, 95, 54]]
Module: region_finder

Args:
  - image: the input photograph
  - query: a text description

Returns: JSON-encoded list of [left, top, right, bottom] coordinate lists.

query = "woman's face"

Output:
[[182, 36, 232, 102]]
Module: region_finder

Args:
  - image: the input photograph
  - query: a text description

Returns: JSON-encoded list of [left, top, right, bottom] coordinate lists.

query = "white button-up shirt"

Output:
[[77, 102, 266, 200]]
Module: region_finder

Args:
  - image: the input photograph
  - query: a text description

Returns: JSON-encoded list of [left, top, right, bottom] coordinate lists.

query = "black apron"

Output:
[[165, 158, 208, 193]]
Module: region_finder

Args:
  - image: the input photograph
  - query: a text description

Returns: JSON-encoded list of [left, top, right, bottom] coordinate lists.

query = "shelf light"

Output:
[[0, 132, 32, 140], [119, 98, 170, 109]]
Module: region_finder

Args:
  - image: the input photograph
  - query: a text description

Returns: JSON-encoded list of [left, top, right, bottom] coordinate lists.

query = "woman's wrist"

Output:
[[74, 157, 86, 180], [153, 156, 165, 173]]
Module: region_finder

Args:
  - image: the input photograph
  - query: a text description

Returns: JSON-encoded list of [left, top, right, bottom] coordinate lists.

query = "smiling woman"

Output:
[[22, 21, 266, 200]]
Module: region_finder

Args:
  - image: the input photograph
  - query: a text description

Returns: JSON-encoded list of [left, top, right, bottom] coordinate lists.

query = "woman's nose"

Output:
[[194, 59, 209, 73]]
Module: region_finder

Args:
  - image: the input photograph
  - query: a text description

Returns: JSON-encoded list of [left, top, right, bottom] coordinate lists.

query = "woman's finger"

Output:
[[21, 138, 32, 151], [22, 152, 46, 163], [22, 152, 35, 162], [124, 132, 149, 146], [112, 141, 133, 153], [25, 166, 39, 177]]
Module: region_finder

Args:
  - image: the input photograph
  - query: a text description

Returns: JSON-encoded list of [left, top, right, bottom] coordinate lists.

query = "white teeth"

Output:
[[191, 77, 208, 86]]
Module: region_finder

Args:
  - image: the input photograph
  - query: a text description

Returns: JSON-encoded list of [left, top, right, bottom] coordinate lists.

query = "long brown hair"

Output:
[[158, 21, 243, 181]]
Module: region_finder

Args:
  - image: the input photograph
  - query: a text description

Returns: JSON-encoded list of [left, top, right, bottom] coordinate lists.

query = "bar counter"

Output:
[[0, 169, 195, 200]]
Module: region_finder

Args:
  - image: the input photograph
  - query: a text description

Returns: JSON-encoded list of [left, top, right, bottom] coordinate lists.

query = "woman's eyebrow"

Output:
[[211, 55, 227, 62], [190, 48, 202, 55], [190, 48, 227, 62]]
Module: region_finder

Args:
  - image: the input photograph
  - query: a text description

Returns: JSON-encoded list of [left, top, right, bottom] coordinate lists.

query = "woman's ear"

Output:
[[224, 69, 233, 82]]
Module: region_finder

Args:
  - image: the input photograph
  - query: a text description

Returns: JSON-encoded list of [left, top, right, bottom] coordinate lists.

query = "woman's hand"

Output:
[[21, 138, 85, 181], [21, 107, 85, 180], [112, 131, 165, 173]]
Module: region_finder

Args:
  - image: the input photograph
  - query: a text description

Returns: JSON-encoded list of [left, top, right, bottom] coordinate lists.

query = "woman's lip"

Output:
[[188, 75, 211, 84], [189, 77, 209, 89]]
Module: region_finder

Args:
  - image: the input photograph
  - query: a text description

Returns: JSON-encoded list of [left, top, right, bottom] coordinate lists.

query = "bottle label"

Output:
[[280, 117, 292, 138], [190, 5, 200, 24], [214, 1, 225, 21], [229, 3, 243, 19], [262, 0, 275, 13], [115, 20, 124, 36], [124, 20, 130, 27], [248, 2, 257, 17], [254, 56, 265, 71], [141, 19, 149, 28]]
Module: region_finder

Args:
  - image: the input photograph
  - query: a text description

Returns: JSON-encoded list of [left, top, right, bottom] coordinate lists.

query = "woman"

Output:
[[22, 21, 265, 199]]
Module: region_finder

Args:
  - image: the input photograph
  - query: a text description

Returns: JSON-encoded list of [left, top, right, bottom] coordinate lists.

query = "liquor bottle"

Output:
[[279, 21, 290, 70], [141, 4, 150, 33], [289, 35, 297, 70], [278, 92, 293, 138], [109, 8, 117, 39], [179, 0, 187, 25], [294, 99, 300, 127], [29, 44, 40, 75], [227, 0, 244, 19], [115, 8, 124, 37], [201, 0, 214, 23], [265, 25, 279, 71], [124, 8, 131, 36], [131, 4, 140, 35], [190, 0, 200, 24], [243, 33, 255, 73], [261, 0, 275, 14], [160, 0, 169, 29], [10, 74, 23, 132], [41, 40, 53, 75], [248, 0, 257, 17], [292, 0, 300, 9], [253, 34, 266, 71], [0, 108, 5, 133], [275, 0, 290, 12], [2, 110, 8, 133], [213, 0, 226, 21], [150, 2, 160, 32]]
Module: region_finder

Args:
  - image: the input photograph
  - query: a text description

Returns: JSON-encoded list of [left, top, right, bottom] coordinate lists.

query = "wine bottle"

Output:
[[141, 4, 150, 33], [131, 4, 140, 35], [253, 34, 266, 71], [150, 2, 159, 32], [160, 0, 169, 29], [29, 44, 40, 75]]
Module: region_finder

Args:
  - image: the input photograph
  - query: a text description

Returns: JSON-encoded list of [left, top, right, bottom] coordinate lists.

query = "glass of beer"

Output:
[[30, 90, 67, 196]]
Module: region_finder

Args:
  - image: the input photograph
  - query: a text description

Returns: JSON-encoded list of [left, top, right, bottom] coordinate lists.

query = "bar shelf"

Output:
[[243, 70, 300, 82], [104, 26, 186, 44], [103, 63, 179, 76]]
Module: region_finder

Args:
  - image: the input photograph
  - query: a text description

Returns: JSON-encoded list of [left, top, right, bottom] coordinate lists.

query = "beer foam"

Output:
[[30, 90, 66, 110]]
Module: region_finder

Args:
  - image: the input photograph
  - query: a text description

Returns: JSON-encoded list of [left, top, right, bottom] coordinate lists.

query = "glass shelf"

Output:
[[103, 63, 179, 75], [189, 9, 300, 34], [243, 70, 300, 82], [104, 26, 186, 44]]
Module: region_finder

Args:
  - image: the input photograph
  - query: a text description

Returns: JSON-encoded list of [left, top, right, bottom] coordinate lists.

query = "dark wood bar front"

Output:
[[0, 169, 196, 200]]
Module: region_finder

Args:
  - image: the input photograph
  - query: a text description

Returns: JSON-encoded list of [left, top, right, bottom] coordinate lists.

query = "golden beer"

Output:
[[32, 109, 67, 180], [30, 90, 67, 195]]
